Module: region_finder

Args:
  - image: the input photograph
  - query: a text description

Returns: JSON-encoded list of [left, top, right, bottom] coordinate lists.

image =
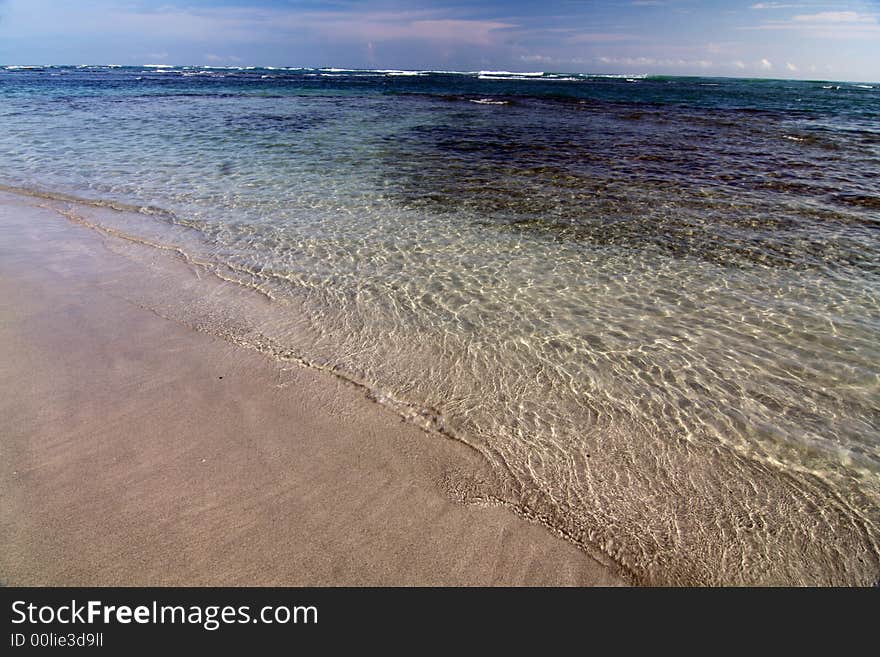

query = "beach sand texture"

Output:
[[0, 192, 625, 586]]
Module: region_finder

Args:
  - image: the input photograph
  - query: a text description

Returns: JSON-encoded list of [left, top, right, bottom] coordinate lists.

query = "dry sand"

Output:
[[0, 191, 625, 586]]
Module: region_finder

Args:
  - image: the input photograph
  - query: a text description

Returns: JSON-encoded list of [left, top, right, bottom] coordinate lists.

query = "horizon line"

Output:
[[1, 64, 877, 85]]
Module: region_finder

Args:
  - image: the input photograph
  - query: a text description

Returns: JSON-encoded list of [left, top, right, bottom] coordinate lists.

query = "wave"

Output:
[[424, 70, 476, 75], [377, 70, 425, 76], [588, 73, 648, 79], [477, 74, 576, 82], [479, 70, 544, 77], [0, 182, 176, 220]]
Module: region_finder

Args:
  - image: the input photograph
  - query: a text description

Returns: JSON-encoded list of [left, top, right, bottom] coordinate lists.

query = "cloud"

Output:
[[750, 3, 807, 8], [733, 60, 746, 69], [706, 41, 744, 55], [205, 53, 243, 63], [598, 55, 713, 69], [104, 7, 275, 43], [290, 12, 515, 47], [335, 18, 515, 45], [785, 62, 798, 71], [567, 32, 638, 43], [745, 9, 880, 37], [792, 11, 875, 24], [760, 58, 772, 69], [19, 4, 516, 48]]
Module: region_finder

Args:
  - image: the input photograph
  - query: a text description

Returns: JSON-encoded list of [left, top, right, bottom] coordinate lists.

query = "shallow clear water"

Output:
[[2, 66, 879, 584]]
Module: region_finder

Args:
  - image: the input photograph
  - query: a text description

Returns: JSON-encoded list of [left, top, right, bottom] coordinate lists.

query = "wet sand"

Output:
[[0, 191, 625, 586]]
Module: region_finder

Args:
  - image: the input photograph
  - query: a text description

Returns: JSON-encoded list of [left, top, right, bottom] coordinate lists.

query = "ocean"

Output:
[[1, 65, 878, 584]]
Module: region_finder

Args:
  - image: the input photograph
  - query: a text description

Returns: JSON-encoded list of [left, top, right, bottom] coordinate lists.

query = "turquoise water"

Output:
[[2, 66, 878, 584]]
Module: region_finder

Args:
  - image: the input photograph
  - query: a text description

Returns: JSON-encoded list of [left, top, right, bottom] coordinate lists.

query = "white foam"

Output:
[[479, 70, 543, 77], [469, 98, 509, 105], [588, 73, 647, 79], [476, 74, 578, 82], [426, 70, 476, 75]]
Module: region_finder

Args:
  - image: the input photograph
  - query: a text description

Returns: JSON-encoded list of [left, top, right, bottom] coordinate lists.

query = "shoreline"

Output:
[[0, 191, 626, 586]]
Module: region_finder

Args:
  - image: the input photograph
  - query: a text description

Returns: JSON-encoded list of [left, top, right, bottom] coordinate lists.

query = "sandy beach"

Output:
[[0, 191, 625, 586]]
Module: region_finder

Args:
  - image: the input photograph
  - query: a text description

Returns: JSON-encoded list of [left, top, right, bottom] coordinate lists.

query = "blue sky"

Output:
[[1, 1, 878, 81]]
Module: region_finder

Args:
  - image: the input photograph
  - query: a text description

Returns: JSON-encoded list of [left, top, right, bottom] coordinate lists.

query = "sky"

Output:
[[0, 1, 878, 81]]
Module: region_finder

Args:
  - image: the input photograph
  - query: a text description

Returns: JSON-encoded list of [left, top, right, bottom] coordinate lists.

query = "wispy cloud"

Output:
[[205, 53, 243, 63], [46, 4, 517, 47], [519, 54, 556, 63], [320, 17, 515, 45], [598, 55, 714, 68], [792, 11, 875, 24], [746, 9, 880, 36], [566, 32, 638, 43], [749, 3, 808, 9]]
